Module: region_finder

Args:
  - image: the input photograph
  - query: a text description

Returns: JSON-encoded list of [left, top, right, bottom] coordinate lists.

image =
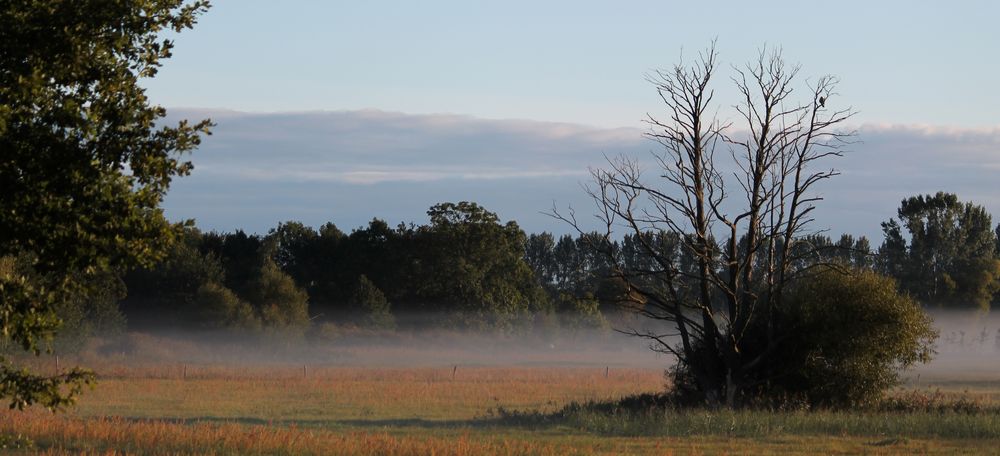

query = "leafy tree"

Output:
[[347, 275, 395, 330], [879, 192, 1000, 310], [877, 219, 908, 279], [340, 219, 408, 306], [50, 270, 128, 354], [245, 260, 310, 332], [121, 227, 225, 328], [788, 234, 874, 271], [204, 230, 265, 297], [0, 256, 127, 356], [556, 292, 608, 331], [412, 202, 549, 329], [553, 234, 584, 292], [269, 222, 317, 269], [525, 233, 557, 287], [193, 282, 259, 330], [995, 223, 1000, 256], [754, 269, 935, 407], [0, 0, 211, 409]]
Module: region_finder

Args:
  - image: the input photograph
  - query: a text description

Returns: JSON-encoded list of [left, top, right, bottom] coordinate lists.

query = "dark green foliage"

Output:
[[879, 192, 1000, 309], [553, 234, 586, 292], [206, 230, 265, 297], [123, 227, 317, 332], [671, 269, 936, 408], [555, 292, 608, 331], [246, 260, 310, 332], [193, 282, 258, 330], [771, 269, 935, 406], [270, 222, 347, 314], [347, 275, 395, 329], [0, 256, 126, 355], [407, 202, 550, 329], [50, 271, 127, 354], [122, 227, 225, 327], [0, 0, 211, 409], [524, 233, 557, 286], [995, 224, 1000, 256]]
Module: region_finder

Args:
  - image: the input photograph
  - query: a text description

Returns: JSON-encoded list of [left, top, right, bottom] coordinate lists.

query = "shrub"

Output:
[[556, 292, 608, 331], [193, 282, 259, 330], [246, 260, 310, 332], [725, 268, 938, 408], [665, 268, 937, 408], [347, 275, 396, 330]]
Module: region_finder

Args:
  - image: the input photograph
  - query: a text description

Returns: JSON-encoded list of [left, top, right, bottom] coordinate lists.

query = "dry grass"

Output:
[[66, 365, 663, 422], [3, 333, 1000, 454], [3, 410, 993, 455], [1, 411, 567, 455]]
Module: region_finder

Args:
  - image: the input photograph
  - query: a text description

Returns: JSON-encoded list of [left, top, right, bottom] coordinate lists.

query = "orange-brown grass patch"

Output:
[[68, 366, 665, 422], [0, 410, 566, 455], [0, 410, 987, 455]]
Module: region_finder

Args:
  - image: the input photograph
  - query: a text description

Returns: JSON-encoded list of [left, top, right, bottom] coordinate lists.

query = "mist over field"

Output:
[[76, 322, 665, 370], [908, 310, 1000, 385], [67, 308, 1000, 387]]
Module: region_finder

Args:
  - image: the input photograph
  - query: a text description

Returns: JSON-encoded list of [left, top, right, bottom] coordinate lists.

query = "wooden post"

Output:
[[55, 356, 60, 372], [452, 365, 457, 380], [303, 365, 307, 378], [605, 366, 609, 378], [182, 365, 187, 380]]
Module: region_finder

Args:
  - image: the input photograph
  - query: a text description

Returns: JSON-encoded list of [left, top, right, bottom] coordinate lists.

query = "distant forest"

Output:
[[36, 192, 1000, 350]]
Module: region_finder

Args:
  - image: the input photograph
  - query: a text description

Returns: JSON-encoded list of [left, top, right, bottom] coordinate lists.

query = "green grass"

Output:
[[510, 407, 1000, 439]]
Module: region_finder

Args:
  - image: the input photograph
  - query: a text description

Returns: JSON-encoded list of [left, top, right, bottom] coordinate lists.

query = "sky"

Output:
[[149, 1, 1000, 239]]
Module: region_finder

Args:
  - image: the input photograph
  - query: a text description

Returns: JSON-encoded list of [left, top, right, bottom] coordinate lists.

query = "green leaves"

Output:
[[880, 192, 1000, 310], [0, 1, 211, 409], [0, 364, 94, 412]]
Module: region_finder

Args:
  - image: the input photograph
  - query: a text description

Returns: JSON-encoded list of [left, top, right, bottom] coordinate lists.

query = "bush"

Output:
[[556, 292, 608, 331], [347, 275, 395, 330], [246, 260, 310, 332], [193, 282, 259, 330], [726, 268, 937, 408], [666, 268, 937, 408]]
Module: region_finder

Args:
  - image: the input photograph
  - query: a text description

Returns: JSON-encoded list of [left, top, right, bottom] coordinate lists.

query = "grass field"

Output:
[[1, 333, 999, 455]]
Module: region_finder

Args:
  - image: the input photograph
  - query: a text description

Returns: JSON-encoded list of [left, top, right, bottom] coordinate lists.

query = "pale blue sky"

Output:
[[152, 2, 1000, 237], [148, 1, 1000, 129]]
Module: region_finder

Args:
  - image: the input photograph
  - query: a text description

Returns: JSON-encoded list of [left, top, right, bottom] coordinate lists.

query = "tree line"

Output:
[[49, 192, 983, 343]]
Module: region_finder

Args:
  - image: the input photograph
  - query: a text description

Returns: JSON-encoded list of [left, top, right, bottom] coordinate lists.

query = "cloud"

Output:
[[169, 109, 644, 185], [162, 109, 1000, 241], [213, 166, 587, 184]]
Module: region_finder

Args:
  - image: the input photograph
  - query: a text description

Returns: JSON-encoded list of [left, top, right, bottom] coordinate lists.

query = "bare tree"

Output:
[[554, 43, 854, 408]]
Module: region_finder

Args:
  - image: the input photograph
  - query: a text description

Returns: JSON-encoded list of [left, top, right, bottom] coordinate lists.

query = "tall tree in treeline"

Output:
[[0, 1, 211, 409], [347, 275, 396, 330], [879, 192, 1000, 310], [410, 202, 549, 329], [995, 223, 1000, 257]]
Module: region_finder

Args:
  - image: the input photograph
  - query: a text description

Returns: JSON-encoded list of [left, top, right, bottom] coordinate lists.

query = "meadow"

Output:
[[1, 330, 999, 455]]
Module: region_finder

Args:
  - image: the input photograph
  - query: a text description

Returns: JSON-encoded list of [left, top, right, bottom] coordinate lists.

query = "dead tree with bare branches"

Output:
[[554, 43, 855, 408]]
